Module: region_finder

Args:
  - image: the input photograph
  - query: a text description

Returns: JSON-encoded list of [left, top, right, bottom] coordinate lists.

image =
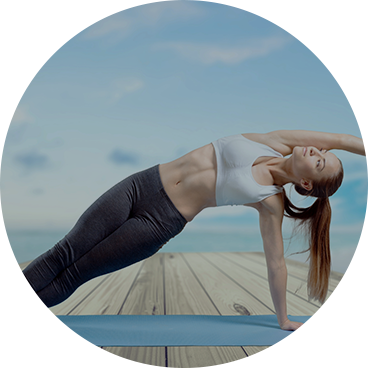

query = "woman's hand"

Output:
[[279, 319, 303, 331]]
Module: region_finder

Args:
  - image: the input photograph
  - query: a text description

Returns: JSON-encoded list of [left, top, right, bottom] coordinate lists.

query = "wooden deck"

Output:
[[20, 252, 343, 367]]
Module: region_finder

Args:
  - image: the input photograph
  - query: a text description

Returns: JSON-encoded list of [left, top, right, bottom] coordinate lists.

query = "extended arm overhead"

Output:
[[243, 130, 365, 157]]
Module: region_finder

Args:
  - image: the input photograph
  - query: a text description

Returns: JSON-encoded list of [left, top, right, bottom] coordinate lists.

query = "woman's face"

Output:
[[292, 146, 341, 188]]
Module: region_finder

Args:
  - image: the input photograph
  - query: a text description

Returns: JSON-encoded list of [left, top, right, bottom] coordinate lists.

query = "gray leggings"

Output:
[[23, 165, 187, 307]]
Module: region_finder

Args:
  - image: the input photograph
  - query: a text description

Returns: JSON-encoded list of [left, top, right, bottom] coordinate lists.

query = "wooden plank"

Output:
[[244, 346, 269, 357], [164, 253, 219, 315], [103, 346, 165, 367], [119, 253, 164, 315]]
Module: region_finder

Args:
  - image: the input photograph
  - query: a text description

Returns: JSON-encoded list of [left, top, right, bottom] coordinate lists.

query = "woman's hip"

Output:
[[129, 165, 187, 239]]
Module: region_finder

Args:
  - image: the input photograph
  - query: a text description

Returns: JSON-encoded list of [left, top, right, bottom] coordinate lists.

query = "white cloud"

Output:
[[109, 78, 144, 103], [82, 2, 204, 41], [0, 105, 32, 129], [154, 36, 291, 65], [83, 17, 132, 39]]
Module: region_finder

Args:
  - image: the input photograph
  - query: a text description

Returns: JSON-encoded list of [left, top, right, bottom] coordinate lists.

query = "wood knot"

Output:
[[233, 303, 250, 315], [294, 283, 304, 294]]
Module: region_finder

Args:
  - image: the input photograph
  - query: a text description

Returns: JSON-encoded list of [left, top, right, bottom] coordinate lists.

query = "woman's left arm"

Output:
[[251, 130, 366, 156]]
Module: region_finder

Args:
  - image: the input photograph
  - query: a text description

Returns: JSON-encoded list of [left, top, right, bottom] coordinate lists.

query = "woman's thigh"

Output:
[[69, 215, 169, 278], [36, 216, 171, 307]]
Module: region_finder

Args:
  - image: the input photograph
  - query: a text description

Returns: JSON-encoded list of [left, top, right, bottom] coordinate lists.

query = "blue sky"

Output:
[[1, 1, 366, 271]]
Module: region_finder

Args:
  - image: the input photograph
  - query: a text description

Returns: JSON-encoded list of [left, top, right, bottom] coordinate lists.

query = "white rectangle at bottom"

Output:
[[0, 356, 119, 368], [249, 356, 368, 368]]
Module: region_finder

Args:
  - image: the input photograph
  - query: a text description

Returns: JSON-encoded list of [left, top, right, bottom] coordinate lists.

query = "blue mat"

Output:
[[57, 314, 310, 346]]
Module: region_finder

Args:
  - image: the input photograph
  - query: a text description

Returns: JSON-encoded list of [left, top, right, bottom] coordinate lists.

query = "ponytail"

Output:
[[282, 159, 343, 303], [283, 189, 331, 303]]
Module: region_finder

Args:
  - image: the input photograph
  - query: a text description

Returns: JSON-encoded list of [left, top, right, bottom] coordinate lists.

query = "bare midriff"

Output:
[[159, 143, 217, 222]]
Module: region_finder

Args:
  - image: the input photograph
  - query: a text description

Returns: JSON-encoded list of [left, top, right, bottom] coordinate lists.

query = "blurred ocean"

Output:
[[6, 228, 359, 273]]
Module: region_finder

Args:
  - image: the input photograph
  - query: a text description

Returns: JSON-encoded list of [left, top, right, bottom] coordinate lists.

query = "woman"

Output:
[[23, 130, 365, 331]]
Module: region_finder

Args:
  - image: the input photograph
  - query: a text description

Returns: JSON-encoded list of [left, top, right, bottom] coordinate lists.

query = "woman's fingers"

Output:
[[280, 320, 304, 331]]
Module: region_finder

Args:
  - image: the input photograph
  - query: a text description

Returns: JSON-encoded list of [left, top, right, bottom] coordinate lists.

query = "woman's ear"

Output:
[[300, 179, 313, 191]]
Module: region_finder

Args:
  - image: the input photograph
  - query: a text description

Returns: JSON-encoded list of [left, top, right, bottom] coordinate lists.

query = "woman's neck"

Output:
[[268, 156, 297, 187]]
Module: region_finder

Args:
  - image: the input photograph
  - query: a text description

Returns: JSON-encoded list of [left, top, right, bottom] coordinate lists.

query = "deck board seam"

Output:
[[117, 260, 146, 315], [180, 253, 222, 316], [241, 346, 249, 357]]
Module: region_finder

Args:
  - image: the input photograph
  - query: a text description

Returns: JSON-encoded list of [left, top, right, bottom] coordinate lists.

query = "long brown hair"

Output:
[[283, 159, 344, 303]]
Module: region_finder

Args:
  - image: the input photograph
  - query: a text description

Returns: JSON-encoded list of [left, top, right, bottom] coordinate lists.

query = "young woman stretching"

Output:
[[23, 130, 365, 331]]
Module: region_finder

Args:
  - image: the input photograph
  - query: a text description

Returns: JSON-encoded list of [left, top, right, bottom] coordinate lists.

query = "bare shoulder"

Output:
[[242, 132, 291, 156], [258, 192, 284, 218]]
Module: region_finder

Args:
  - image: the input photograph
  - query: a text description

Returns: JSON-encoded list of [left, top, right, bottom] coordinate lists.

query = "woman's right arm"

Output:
[[258, 194, 288, 327], [257, 194, 303, 331]]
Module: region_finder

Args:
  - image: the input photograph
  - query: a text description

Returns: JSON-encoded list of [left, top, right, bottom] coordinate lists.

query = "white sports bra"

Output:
[[212, 134, 283, 207]]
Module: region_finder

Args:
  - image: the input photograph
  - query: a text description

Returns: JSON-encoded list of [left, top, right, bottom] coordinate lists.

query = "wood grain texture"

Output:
[[119, 254, 164, 315], [164, 253, 218, 315], [182, 253, 272, 316], [167, 346, 247, 368], [103, 346, 166, 366]]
